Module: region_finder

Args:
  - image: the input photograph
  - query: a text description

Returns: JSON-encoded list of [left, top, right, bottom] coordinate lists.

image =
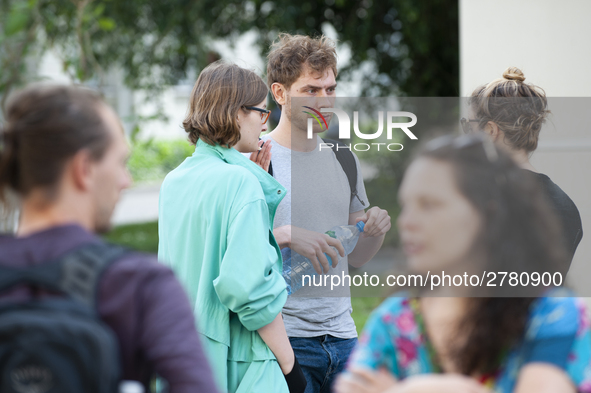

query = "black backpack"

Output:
[[0, 243, 128, 393], [268, 138, 366, 207]]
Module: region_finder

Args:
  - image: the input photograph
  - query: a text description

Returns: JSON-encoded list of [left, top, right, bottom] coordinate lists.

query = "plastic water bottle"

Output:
[[282, 221, 365, 295]]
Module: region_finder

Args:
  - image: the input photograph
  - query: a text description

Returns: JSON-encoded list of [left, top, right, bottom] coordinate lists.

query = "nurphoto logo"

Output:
[[304, 107, 418, 152]]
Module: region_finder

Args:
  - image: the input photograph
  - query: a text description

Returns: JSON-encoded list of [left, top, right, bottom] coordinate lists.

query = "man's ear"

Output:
[[271, 82, 287, 106], [70, 149, 94, 192], [484, 121, 502, 142]]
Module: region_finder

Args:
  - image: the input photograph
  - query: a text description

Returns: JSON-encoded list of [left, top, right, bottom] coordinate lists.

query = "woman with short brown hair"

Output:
[[159, 62, 305, 393]]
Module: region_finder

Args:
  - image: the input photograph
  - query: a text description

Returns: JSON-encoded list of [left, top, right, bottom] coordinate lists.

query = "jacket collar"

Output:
[[194, 139, 286, 213]]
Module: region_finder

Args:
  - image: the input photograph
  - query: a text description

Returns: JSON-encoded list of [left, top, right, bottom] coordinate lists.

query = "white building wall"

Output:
[[460, 0, 591, 97]]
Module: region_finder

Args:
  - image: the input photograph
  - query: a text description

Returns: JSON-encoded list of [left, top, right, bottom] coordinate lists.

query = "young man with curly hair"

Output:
[[260, 34, 392, 393]]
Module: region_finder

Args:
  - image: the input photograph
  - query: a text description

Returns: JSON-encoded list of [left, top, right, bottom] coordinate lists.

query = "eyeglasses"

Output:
[[460, 117, 480, 134], [244, 106, 271, 124]]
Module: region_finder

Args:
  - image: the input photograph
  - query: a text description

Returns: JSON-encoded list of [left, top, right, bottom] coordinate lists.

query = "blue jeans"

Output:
[[289, 335, 358, 393]]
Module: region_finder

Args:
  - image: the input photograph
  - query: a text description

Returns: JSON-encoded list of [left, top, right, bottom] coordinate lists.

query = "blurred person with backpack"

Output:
[[0, 85, 219, 393]]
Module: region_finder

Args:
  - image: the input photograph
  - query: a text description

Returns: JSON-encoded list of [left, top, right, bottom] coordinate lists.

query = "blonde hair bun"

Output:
[[503, 67, 526, 82]]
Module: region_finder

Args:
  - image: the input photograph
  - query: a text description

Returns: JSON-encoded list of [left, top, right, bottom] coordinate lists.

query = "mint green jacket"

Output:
[[158, 140, 287, 363]]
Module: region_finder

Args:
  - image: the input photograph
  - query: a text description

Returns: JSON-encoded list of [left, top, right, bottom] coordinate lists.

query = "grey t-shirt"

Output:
[[261, 134, 369, 339]]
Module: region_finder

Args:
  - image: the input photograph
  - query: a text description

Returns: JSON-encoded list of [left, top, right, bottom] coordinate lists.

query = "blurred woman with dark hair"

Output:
[[334, 134, 591, 393], [463, 67, 582, 268]]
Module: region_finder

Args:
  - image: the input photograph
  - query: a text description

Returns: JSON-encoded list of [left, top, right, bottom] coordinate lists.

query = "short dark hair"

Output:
[[0, 84, 112, 203], [182, 62, 268, 147]]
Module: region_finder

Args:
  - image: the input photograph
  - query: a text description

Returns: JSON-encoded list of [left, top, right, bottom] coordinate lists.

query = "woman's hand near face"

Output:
[[249, 139, 272, 172], [333, 367, 398, 393]]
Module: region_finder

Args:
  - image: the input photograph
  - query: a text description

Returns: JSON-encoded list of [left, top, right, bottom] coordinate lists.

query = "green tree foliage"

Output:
[[37, 0, 212, 89], [1, 0, 457, 102], [230, 0, 459, 97], [0, 0, 40, 109]]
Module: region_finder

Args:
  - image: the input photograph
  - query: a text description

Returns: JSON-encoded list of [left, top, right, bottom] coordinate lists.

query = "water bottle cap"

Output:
[[356, 221, 365, 232]]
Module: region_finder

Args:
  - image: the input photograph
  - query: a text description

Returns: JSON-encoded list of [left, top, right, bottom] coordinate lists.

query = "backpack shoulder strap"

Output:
[[0, 242, 129, 309], [58, 243, 129, 308], [322, 138, 366, 207]]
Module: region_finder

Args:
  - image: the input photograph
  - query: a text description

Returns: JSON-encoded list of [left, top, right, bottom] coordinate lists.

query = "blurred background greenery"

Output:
[[127, 138, 194, 183], [1, 0, 458, 100], [103, 221, 159, 253]]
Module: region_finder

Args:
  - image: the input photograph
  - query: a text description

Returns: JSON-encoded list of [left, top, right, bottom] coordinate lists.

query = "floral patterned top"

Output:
[[347, 289, 591, 392]]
